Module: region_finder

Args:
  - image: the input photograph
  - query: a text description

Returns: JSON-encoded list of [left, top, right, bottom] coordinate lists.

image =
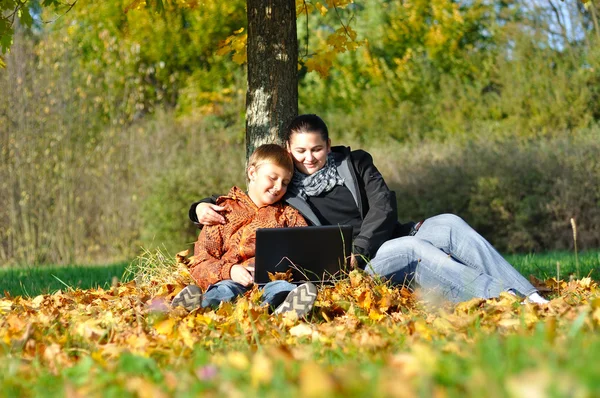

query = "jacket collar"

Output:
[[285, 145, 360, 223], [331, 148, 360, 208], [217, 186, 257, 209]]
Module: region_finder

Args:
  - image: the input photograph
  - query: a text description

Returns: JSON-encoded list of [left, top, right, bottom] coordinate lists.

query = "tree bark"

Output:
[[245, 0, 298, 160]]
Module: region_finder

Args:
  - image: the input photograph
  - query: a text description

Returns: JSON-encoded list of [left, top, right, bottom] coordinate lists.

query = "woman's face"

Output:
[[287, 131, 331, 175]]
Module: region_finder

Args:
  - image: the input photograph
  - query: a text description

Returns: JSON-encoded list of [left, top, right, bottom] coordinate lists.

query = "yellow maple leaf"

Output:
[[299, 362, 336, 397], [345, 26, 358, 41], [175, 249, 190, 265], [268, 269, 293, 282], [349, 270, 365, 287], [126, 377, 169, 398], [326, 30, 348, 51], [357, 289, 373, 310], [177, 323, 195, 349], [592, 307, 600, 326], [250, 352, 274, 387], [127, 333, 150, 349], [227, 351, 250, 370], [579, 277, 592, 289], [315, 2, 328, 16], [289, 323, 314, 338], [0, 299, 13, 313], [281, 309, 300, 326], [387, 352, 420, 378], [217, 32, 247, 65], [216, 43, 233, 56], [232, 52, 247, 64], [368, 308, 385, 322], [296, 0, 314, 15], [154, 318, 176, 336], [305, 51, 336, 77], [31, 294, 45, 309], [497, 318, 520, 330], [75, 320, 106, 341], [326, 0, 353, 9]]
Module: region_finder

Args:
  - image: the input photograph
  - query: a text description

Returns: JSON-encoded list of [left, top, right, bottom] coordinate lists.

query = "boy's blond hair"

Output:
[[247, 144, 294, 175]]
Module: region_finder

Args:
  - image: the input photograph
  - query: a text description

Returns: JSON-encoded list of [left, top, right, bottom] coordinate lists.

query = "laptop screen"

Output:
[[254, 225, 353, 284]]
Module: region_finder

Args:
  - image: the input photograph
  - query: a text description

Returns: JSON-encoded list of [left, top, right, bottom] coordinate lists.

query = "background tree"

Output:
[[2, 0, 600, 264], [245, 0, 297, 158]]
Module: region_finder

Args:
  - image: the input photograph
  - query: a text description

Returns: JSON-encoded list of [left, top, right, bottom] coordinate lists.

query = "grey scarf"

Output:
[[290, 154, 344, 199]]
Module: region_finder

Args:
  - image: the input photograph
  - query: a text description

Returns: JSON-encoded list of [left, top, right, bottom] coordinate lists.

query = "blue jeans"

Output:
[[201, 280, 296, 309], [367, 214, 536, 302]]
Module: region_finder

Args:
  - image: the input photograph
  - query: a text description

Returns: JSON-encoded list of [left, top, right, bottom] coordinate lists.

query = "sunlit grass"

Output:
[[506, 250, 600, 281], [0, 262, 130, 297]]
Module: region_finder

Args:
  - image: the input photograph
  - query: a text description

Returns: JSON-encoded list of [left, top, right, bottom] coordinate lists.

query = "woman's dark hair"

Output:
[[284, 114, 329, 143]]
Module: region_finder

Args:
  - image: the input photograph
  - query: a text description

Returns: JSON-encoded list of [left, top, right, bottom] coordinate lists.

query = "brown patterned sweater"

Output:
[[189, 186, 308, 291]]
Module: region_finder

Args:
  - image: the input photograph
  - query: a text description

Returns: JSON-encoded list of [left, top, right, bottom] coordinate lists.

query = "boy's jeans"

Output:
[[201, 279, 296, 309], [367, 214, 537, 302]]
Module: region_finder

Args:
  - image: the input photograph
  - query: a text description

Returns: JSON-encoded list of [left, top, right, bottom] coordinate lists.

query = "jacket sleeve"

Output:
[[189, 225, 237, 291], [189, 194, 221, 227], [350, 150, 403, 263], [282, 206, 308, 227]]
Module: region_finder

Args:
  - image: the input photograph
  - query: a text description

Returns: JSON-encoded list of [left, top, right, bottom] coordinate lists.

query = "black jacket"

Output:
[[189, 146, 414, 265]]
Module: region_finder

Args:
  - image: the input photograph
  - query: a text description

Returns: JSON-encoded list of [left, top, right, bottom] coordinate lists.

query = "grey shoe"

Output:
[[172, 285, 203, 311], [274, 282, 317, 317]]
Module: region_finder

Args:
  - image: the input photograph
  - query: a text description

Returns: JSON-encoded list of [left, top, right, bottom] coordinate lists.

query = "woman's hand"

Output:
[[349, 253, 358, 269], [230, 264, 254, 286], [196, 203, 226, 226]]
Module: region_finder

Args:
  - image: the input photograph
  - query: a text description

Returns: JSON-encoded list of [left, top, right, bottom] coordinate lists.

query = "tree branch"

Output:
[[42, 1, 79, 24], [302, 0, 309, 58]]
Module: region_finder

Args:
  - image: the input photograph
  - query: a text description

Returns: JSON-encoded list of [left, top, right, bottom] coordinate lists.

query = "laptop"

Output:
[[254, 225, 353, 285]]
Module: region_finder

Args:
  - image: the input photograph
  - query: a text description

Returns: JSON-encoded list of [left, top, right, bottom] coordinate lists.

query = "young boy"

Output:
[[172, 144, 317, 317]]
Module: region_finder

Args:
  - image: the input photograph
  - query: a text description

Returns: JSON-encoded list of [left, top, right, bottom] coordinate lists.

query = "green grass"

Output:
[[0, 262, 130, 297], [506, 250, 600, 281]]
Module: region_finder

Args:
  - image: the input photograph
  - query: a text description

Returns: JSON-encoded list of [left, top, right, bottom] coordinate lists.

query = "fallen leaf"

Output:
[[154, 318, 176, 336], [268, 269, 293, 282], [250, 352, 273, 387], [289, 323, 314, 338], [299, 362, 336, 398], [226, 351, 250, 370]]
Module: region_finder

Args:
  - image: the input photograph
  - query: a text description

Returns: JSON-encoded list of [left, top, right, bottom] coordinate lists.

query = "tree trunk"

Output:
[[245, 0, 298, 160]]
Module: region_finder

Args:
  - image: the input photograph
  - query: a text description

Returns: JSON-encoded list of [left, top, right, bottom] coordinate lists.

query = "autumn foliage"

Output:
[[2, 250, 600, 395]]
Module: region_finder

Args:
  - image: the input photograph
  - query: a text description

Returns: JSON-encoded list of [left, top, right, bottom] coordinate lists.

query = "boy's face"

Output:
[[247, 162, 292, 207]]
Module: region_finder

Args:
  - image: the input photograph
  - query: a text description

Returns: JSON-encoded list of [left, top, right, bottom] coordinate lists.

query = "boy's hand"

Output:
[[196, 203, 226, 226], [231, 264, 254, 286]]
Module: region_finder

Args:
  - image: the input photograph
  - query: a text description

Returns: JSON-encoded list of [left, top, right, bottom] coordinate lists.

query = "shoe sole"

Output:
[[172, 285, 203, 311], [274, 282, 317, 317]]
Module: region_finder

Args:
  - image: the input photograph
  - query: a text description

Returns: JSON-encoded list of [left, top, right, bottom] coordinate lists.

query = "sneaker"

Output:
[[524, 292, 549, 305], [274, 282, 317, 317], [172, 285, 203, 311]]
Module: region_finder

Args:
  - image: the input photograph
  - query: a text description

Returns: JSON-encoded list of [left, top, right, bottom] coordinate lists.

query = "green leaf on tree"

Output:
[[18, 5, 34, 28]]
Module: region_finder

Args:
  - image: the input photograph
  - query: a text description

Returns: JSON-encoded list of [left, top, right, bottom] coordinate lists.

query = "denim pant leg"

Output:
[[368, 236, 509, 302], [415, 214, 536, 296], [202, 280, 250, 308], [261, 280, 296, 309]]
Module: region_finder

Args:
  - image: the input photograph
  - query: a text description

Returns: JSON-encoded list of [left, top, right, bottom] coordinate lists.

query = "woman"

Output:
[[191, 114, 548, 304]]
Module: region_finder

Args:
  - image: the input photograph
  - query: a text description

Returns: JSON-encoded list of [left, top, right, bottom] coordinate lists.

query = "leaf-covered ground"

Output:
[[2, 266, 600, 397]]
